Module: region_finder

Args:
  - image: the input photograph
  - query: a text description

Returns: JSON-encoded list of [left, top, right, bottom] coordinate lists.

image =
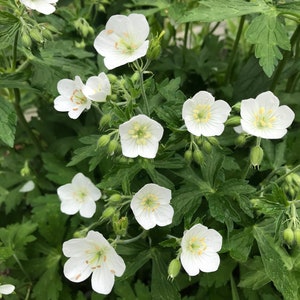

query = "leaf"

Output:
[[0, 99, 17, 147], [253, 226, 299, 300], [171, 0, 269, 23], [245, 13, 291, 77], [277, 2, 300, 18], [151, 248, 181, 300]]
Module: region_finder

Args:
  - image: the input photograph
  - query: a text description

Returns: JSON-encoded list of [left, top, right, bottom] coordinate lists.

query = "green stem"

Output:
[[12, 31, 19, 71], [116, 231, 146, 245], [183, 22, 190, 51], [135, 60, 150, 115], [270, 24, 300, 92], [225, 15, 246, 84], [13, 254, 31, 281]]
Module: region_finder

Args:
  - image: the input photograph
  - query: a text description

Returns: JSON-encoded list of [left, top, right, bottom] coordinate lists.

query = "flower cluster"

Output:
[[52, 11, 296, 297], [54, 73, 111, 119]]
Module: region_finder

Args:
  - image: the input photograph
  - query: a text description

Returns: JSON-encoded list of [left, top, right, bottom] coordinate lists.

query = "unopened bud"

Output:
[[225, 116, 241, 126], [193, 149, 204, 165], [21, 33, 32, 48], [146, 31, 165, 61], [29, 28, 43, 43], [207, 137, 219, 146], [109, 194, 122, 203], [235, 134, 247, 147], [42, 28, 53, 40], [168, 259, 181, 280], [203, 140, 212, 153], [250, 145, 264, 168], [97, 135, 110, 147], [107, 74, 118, 83], [294, 229, 300, 246], [102, 206, 116, 219], [99, 114, 112, 128], [283, 228, 294, 245], [113, 216, 128, 236], [107, 140, 119, 155], [184, 150, 193, 163]]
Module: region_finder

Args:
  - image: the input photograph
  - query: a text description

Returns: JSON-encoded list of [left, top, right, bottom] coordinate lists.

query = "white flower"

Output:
[[54, 76, 91, 119], [180, 224, 222, 276], [20, 0, 58, 15], [119, 114, 163, 159], [182, 91, 231, 137], [240, 91, 295, 139], [94, 14, 150, 70], [0, 284, 15, 295], [130, 183, 174, 230], [63, 230, 125, 295], [57, 173, 101, 218], [82, 73, 111, 102], [19, 180, 35, 193]]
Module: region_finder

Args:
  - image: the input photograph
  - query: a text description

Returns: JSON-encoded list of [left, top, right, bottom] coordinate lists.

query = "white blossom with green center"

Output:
[[240, 91, 295, 139], [182, 91, 231, 137], [180, 224, 222, 276], [20, 0, 58, 15], [63, 231, 125, 295], [130, 183, 174, 230], [54, 76, 92, 119], [94, 14, 150, 70], [119, 114, 164, 159], [82, 72, 111, 102], [0, 284, 15, 296], [57, 173, 101, 218]]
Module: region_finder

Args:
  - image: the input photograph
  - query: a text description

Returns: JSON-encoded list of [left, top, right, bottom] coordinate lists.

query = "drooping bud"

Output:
[[202, 140, 212, 154], [41, 28, 53, 40], [107, 140, 119, 155], [168, 259, 181, 281], [109, 193, 122, 203], [283, 228, 294, 245], [207, 137, 219, 147], [235, 134, 247, 147], [184, 149, 193, 163], [101, 206, 116, 219], [250, 145, 264, 168], [21, 32, 32, 48], [29, 28, 43, 43], [97, 134, 110, 147], [193, 149, 204, 165], [99, 114, 112, 128], [225, 116, 241, 126]]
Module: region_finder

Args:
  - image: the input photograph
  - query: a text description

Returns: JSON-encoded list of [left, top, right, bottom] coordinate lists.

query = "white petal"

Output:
[[79, 201, 96, 218], [54, 96, 75, 112], [180, 252, 200, 276], [240, 98, 257, 122], [0, 284, 15, 295], [57, 79, 77, 97], [60, 199, 80, 215], [275, 105, 295, 128], [255, 91, 279, 109], [67, 106, 86, 119], [153, 205, 174, 226], [64, 257, 92, 282], [86, 231, 110, 247], [193, 91, 215, 104], [202, 229, 223, 252], [62, 238, 90, 257], [106, 248, 126, 277], [138, 140, 159, 158], [57, 183, 74, 200], [128, 14, 150, 42], [19, 180, 35, 192], [91, 266, 115, 295], [134, 210, 156, 230], [196, 252, 220, 273]]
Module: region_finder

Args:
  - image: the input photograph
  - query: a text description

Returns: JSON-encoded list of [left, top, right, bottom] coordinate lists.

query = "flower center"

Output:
[[254, 107, 276, 129], [128, 123, 152, 145], [71, 89, 87, 108], [188, 236, 207, 256], [114, 32, 138, 54], [74, 188, 88, 203], [141, 193, 160, 212], [193, 104, 212, 123], [84, 247, 107, 270]]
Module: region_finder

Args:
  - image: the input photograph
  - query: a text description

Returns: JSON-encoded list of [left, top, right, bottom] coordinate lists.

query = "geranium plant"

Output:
[[0, 0, 299, 299]]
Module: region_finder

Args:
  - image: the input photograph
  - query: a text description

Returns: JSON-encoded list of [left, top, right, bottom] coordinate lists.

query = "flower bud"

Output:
[[75, 39, 86, 48], [107, 140, 119, 155], [225, 116, 241, 126], [113, 216, 128, 236], [193, 149, 204, 165], [146, 31, 165, 61], [97, 135, 110, 147], [29, 28, 43, 43], [207, 137, 219, 147], [294, 229, 300, 246], [42, 28, 53, 40], [21, 32, 32, 48], [283, 228, 294, 245], [184, 149, 193, 163], [168, 259, 181, 280], [109, 193, 122, 203], [102, 206, 116, 219], [203, 140, 212, 153], [235, 134, 247, 147], [250, 145, 264, 168], [107, 74, 118, 83], [99, 114, 112, 128]]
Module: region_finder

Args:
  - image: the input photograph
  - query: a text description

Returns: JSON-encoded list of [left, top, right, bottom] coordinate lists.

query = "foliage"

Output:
[[0, 0, 300, 299]]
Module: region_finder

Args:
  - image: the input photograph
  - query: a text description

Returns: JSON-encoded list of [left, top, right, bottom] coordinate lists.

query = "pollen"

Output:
[[192, 104, 212, 124], [254, 107, 276, 129], [107, 29, 114, 34], [141, 193, 160, 212], [188, 236, 207, 256], [129, 123, 152, 145]]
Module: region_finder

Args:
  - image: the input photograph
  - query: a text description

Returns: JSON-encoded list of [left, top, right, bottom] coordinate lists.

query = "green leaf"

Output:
[[0, 99, 17, 147], [151, 248, 181, 300], [277, 2, 300, 18], [171, 0, 269, 23], [245, 13, 291, 77], [239, 256, 271, 290], [253, 226, 299, 300]]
